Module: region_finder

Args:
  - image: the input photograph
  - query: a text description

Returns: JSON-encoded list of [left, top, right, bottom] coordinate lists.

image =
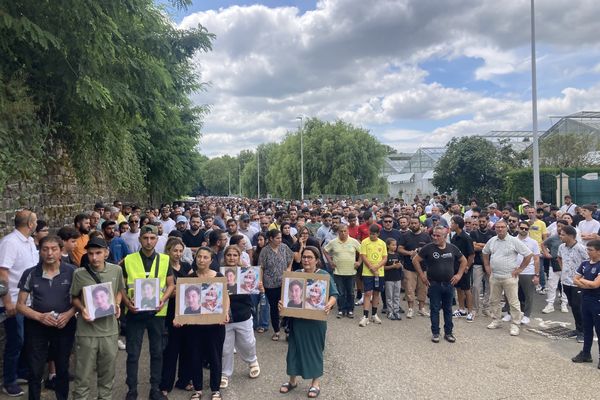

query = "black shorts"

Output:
[[455, 268, 473, 290]]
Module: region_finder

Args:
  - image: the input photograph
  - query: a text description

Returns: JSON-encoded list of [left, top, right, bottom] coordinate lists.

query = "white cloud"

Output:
[[177, 0, 600, 157]]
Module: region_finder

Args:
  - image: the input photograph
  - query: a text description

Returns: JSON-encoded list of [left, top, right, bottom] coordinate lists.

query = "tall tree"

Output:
[[432, 136, 505, 203], [0, 0, 214, 202]]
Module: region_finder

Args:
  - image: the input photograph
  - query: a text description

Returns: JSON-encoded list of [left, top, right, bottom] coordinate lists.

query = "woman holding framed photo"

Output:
[[219, 246, 262, 389], [160, 237, 193, 396], [278, 246, 338, 399], [175, 247, 227, 400]]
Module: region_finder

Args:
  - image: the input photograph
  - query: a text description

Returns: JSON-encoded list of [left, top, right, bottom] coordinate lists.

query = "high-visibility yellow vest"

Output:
[[124, 252, 170, 317]]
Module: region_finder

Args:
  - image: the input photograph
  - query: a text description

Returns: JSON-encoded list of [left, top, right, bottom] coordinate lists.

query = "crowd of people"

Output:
[[0, 193, 599, 399]]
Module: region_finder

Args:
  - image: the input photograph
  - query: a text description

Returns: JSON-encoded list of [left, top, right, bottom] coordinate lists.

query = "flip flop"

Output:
[[308, 386, 321, 398], [280, 382, 298, 394]]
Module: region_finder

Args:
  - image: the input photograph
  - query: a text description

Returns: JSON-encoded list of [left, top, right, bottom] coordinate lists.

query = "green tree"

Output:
[[432, 136, 505, 203], [0, 0, 214, 202], [537, 132, 600, 168]]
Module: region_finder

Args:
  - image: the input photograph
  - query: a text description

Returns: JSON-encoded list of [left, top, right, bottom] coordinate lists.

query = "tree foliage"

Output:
[[433, 136, 510, 203], [0, 1, 214, 202], [537, 132, 600, 168], [201, 119, 387, 198]]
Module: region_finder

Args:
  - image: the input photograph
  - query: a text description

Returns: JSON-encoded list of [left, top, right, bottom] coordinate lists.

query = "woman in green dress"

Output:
[[278, 246, 338, 399]]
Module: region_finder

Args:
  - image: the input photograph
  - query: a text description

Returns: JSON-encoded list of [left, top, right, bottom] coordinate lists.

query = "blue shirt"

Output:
[[109, 237, 130, 264], [576, 260, 600, 298]]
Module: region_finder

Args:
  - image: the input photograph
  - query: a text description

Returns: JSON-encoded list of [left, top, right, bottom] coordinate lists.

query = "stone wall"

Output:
[[0, 154, 113, 237]]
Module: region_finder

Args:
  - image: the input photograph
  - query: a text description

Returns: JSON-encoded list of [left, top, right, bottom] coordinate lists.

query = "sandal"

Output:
[[280, 382, 298, 394], [190, 391, 202, 400], [249, 361, 260, 378], [271, 332, 280, 341], [211, 391, 222, 399], [308, 386, 321, 398], [256, 327, 266, 333], [220, 375, 229, 389], [185, 384, 194, 392]]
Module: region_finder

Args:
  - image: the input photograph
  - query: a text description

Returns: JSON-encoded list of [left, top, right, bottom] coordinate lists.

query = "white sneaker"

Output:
[[371, 314, 382, 324], [561, 304, 569, 313], [487, 320, 501, 329], [418, 308, 430, 317], [406, 308, 414, 319], [541, 304, 555, 314], [117, 339, 126, 350], [359, 316, 370, 327], [510, 324, 520, 336], [355, 297, 364, 306], [521, 316, 530, 325], [466, 313, 474, 322], [501, 313, 512, 322]]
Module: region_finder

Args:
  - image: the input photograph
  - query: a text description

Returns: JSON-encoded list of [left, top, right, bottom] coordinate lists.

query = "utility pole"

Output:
[[531, 0, 541, 202], [257, 149, 260, 199]]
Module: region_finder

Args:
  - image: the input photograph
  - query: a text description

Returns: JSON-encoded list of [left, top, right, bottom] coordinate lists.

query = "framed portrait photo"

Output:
[[280, 271, 329, 321], [82, 282, 115, 321], [219, 266, 262, 295], [134, 278, 160, 311], [174, 277, 230, 325]]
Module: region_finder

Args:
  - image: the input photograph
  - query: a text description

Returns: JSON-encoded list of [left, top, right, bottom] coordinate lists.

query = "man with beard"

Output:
[[72, 214, 91, 266], [158, 207, 176, 237], [182, 214, 204, 253], [398, 217, 432, 318], [102, 221, 130, 264], [238, 214, 258, 244], [470, 213, 496, 317]]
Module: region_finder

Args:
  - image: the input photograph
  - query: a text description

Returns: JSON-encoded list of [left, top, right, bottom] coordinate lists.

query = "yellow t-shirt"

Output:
[[360, 238, 387, 277], [528, 220, 546, 245]]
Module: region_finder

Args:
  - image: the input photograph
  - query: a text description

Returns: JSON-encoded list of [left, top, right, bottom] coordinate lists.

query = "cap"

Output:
[[140, 224, 158, 235], [94, 202, 105, 210], [176, 216, 187, 224], [488, 203, 497, 209], [240, 214, 250, 222], [85, 236, 107, 249], [431, 215, 440, 221]]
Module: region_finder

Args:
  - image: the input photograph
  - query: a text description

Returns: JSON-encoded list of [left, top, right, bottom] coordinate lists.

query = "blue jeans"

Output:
[[3, 313, 28, 386], [428, 281, 454, 335], [334, 275, 355, 313], [251, 294, 270, 330]]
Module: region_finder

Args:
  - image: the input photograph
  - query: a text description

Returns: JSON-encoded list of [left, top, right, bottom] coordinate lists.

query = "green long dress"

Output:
[[286, 269, 338, 379]]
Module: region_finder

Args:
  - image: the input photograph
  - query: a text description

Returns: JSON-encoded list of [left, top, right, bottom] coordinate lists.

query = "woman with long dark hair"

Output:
[[258, 229, 293, 341]]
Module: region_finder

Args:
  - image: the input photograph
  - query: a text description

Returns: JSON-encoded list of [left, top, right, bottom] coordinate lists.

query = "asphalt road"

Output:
[[5, 291, 599, 400]]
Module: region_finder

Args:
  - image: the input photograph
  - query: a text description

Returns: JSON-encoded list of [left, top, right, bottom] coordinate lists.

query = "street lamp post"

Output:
[[296, 116, 305, 201], [531, 0, 541, 202]]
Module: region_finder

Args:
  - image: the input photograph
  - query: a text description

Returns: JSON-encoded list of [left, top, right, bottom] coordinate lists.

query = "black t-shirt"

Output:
[[398, 231, 432, 271], [290, 237, 321, 271], [450, 231, 474, 272], [418, 243, 463, 283], [384, 253, 403, 281], [380, 228, 403, 245], [166, 261, 193, 323], [182, 229, 204, 249], [469, 229, 496, 265]]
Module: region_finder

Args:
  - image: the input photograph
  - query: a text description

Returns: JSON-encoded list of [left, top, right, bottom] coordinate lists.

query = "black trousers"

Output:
[[563, 285, 583, 333], [126, 315, 165, 392], [24, 318, 75, 400], [264, 287, 281, 333], [188, 325, 225, 392], [160, 322, 192, 392]]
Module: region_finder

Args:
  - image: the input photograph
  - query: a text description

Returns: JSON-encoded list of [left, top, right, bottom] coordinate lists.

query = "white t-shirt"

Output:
[[0, 230, 39, 302], [160, 218, 176, 236], [577, 219, 600, 244], [155, 235, 167, 254], [516, 236, 540, 275], [559, 203, 577, 216], [121, 230, 141, 253]]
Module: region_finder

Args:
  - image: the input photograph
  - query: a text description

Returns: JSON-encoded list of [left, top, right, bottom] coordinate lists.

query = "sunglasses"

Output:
[[384, 220, 393, 223], [519, 227, 529, 231], [509, 219, 519, 223]]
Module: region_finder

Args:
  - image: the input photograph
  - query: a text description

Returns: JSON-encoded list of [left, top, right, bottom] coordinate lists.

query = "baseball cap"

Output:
[[240, 214, 250, 222], [140, 224, 158, 235], [176, 216, 187, 224], [94, 202, 105, 210], [85, 236, 107, 249]]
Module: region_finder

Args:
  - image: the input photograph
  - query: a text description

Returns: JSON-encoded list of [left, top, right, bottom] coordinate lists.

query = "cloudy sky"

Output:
[[166, 0, 600, 157]]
